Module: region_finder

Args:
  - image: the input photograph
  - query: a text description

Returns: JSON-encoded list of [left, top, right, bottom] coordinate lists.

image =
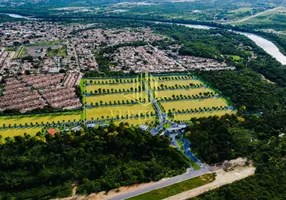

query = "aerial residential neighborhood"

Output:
[[0, 0, 286, 200]]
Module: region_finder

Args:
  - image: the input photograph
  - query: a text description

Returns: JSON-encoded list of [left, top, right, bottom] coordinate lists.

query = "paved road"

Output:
[[224, 7, 281, 24], [108, 167, 210, 200]]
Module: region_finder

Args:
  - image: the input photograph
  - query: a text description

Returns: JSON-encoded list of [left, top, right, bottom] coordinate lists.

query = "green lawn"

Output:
[[163, 123, 171, 128], [29, 40, 62, 46], [191, 160, 201, 170], [47, 46, 67, 57], [128, 173, 215, 200], [5, 47, 17, 51], [18, 46, 26, 57]]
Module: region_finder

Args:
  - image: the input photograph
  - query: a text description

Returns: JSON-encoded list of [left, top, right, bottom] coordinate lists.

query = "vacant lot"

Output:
[[86, 83, 140, 93], [161, 98, 228, 111], [87, 78, 139, 85], [114, 117, 156, 126], [156, 88, 214, 99], [0, 127, 43, 138], [86, 103, 155, 120], [0, 112, 81, 127], [149, 75, 192, 80], [150, 79, 203, 89], [86, 92, 148, 105], [47, 45, 67, 57], [174, 110, 236, 121]]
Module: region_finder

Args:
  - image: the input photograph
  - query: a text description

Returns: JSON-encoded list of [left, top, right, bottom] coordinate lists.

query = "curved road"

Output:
[[108, 167, 210, 200]]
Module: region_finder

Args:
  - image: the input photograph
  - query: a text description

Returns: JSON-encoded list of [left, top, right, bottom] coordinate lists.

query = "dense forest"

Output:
[[189, 113, 286, 200], [186, 68, 286, 198], [0, 123, 189, 199], [198, 69, 286, 112]]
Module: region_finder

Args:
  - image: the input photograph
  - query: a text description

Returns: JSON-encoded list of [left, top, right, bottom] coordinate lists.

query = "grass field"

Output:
[[174, 110, 236, 121], [114, 117, 156, 126], [86, 83, 140, 93], [86, 103, 155, 120], [191, 160, 201, 170], [229, 7, 252, 14], [29, 40, 62, 46], [47, 45, 67, 57], [148, 75, 191, 80], [86, 92, 148, 105], [156, 88, 214, 99], [0, 112, 81, 127], [150, 80, 203, 89], [17, 46, 26, 57], [128, 173, 215, 200], [161, 98, 229, 111], [0, 127, 43, 138], [86, 78, 139, 85]]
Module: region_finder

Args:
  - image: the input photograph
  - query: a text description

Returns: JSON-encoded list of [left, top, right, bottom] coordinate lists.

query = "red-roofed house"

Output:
[[47, 128, 58, 136]]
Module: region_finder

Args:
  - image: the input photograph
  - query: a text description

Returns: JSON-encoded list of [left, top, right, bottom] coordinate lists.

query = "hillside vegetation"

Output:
[[0, 123, 189, 199]]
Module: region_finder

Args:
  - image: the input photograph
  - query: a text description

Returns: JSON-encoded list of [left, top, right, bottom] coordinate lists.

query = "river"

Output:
[[179, 23, 286, 65], [3, 13, 286, 65]]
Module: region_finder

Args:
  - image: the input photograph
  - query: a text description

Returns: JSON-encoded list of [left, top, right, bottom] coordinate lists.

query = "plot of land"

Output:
[[87, 78, 139, 85], [161, 98, 229, 111], [86, 103, 155, 120], [47, 45, 67, 57], [86, 92, 148, 105], [149, 75, 192, 80], [174, 110, 236, 121], [156, 88, 214, 99], [150, 80, 203, 89], [114, 117, 156, 126], [86, 83, 141, 93], [0, 112, 81, 127], [0, 127, 43, 138]]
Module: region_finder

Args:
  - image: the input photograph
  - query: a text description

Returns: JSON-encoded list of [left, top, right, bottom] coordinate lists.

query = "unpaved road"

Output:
[[163, 166, 256, 200]]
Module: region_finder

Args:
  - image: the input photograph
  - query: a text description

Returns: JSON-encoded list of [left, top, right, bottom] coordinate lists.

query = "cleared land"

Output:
[[174, 110, 236, 121], [156, 88, 214, 99], [0, 112, 81, 127], [86, 92, 148, 104], [233, 6, 284, 25], [128, 173, 215, 200], [47, 46, 67, 57], [86, 83, 140, 93], [161, 98, 229, 111], [114, 117, 156, 126], [149, 75, 192, 80], [150, 80, 202, 88], [86, 103, 155, 120], [0, 127, 43, 138], [87, 78, 139, 84]]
